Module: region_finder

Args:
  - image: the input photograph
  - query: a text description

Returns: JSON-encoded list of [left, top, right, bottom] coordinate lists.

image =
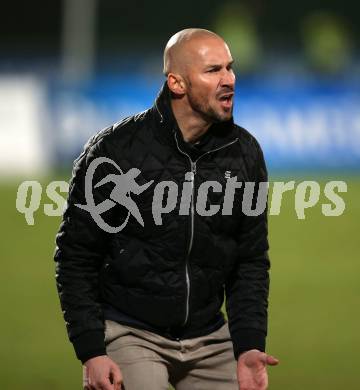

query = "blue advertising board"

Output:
[[48, 74, 360, 171]]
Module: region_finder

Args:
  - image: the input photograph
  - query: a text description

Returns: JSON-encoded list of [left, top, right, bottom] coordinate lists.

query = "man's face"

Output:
[[183, 37, 235, 123]]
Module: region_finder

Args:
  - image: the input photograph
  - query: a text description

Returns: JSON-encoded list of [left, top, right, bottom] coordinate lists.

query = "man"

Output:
[[54, 28, 279, 390]]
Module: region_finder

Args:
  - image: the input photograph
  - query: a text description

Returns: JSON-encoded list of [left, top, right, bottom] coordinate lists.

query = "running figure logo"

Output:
[[76, 157, 153, 233]]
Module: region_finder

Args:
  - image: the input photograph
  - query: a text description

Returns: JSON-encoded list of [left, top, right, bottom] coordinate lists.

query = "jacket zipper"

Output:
[[174, 132, 238, 326]]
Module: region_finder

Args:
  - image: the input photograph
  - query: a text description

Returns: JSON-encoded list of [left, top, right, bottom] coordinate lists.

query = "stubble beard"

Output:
[[187, 90, 233, 123]]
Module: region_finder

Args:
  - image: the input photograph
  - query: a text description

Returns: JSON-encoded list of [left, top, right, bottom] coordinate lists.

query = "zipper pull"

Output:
[[191, 162, 197, 176]]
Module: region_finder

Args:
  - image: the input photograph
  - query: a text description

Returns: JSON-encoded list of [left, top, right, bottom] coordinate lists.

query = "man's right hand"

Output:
[[83, 355, 124, 390]]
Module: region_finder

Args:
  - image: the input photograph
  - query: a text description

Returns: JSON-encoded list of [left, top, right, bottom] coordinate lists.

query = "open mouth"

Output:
[[218, 93, 234, 108]]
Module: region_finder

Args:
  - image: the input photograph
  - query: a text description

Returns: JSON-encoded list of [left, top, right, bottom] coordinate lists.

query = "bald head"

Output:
[[162, 28, 235, 127], [163, 28, 224, 76]]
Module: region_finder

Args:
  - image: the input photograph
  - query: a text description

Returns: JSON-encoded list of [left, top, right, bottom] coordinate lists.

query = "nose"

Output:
[[221, 68, 235, 89]]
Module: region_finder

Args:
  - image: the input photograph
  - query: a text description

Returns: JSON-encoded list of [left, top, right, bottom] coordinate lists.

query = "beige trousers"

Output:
[[95, 319, 238, 390]]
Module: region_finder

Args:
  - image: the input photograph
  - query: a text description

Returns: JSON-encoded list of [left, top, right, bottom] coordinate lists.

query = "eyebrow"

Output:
[[204, 60, 234, 70]]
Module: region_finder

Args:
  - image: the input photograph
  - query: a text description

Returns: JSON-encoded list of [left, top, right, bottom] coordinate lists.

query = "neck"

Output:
[[170, 97, 212, 143]]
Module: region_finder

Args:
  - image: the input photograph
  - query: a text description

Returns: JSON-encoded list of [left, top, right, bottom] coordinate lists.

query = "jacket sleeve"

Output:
[[54, 130, 119, 364], [225, 137, 271, 360]]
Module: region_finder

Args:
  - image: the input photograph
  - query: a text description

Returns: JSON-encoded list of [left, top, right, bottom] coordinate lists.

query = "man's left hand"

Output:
[[237, 349, 279, 390]]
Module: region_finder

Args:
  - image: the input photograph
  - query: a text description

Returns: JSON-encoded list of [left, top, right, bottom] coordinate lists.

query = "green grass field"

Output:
[[1, 175, 359, 389]]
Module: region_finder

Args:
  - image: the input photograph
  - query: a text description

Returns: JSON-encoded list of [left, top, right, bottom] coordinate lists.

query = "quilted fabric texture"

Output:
[[54, 82, 271, 363]]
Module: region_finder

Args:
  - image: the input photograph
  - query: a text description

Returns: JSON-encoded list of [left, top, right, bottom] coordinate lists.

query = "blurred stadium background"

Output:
[[0, 0, 359, 388]]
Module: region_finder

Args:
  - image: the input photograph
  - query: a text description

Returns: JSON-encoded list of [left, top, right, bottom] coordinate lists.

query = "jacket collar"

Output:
[[152, 81, 238, 153]]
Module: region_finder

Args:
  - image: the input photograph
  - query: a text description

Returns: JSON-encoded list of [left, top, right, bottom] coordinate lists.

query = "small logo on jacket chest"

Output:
[[224, 170, 232, 179]]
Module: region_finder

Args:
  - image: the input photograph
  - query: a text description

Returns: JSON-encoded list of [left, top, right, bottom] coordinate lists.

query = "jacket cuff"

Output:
[[72, 330, 106, 364], [230, 328, 266, 360]]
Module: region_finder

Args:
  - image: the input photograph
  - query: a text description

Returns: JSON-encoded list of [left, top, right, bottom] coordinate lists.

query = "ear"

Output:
[[167, 74, 186, 95]]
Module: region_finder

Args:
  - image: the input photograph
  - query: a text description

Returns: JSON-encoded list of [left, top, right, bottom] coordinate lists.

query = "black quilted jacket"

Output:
[[54, 82, 270, 364]]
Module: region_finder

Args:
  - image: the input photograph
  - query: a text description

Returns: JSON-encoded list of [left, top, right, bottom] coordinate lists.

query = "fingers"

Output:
[[100, 380, 114, 390], [109, 364, 123, 390], [94, 372, 123, 390], [84, 374, 120, 390], [83, 355, 125, 390], [266, 355, 279, 366], [84, 379, 113, 390], [258, 352, 279, 366]]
